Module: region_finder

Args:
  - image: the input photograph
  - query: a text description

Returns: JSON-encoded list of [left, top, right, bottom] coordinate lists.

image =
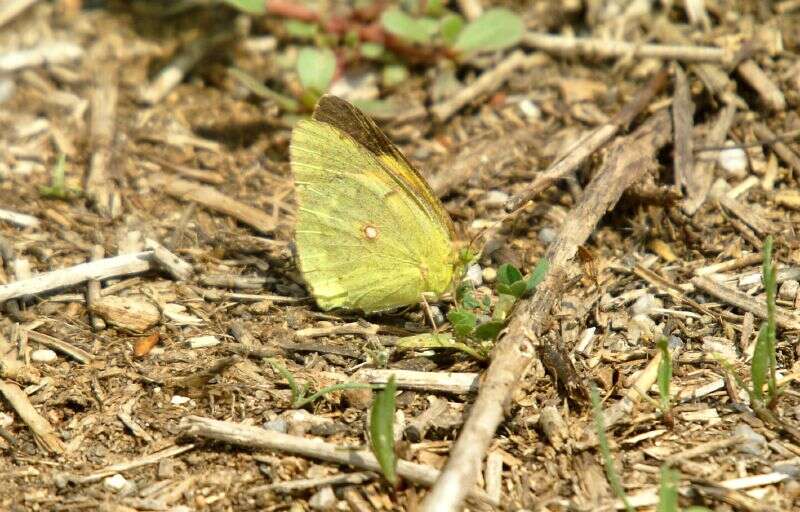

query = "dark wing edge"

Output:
[[311, 95, 455, 237]]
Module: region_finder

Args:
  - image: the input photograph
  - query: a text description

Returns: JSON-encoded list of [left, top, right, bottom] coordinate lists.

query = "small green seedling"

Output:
[[395, 258, 549, 360], [229, 68, 300, 112], [657, 465, 679, 512], [656, 335, 673, 419], [370, 375, 398, 486], [296, 47, 337, 108], [380, 6, 524, 58], [591, 384, 633, 512], [219, 0, 265, 15], [751, 235, 779, 407], [39, 154, 81, 200], [267, 358, 373, 409]]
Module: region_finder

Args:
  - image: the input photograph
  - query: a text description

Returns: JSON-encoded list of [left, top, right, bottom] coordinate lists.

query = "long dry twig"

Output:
[[421, 110, 673, 512], [180, 415, 497, 506], [505, 68, 669, 211], [522, 32, 731, 63]]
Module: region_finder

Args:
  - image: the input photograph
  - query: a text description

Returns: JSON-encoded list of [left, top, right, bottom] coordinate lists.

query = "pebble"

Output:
[[631, 293, 658, 316], [0, 79, 14, 104], [482, 267, 497, 283], [779, 279, 798, 301], [103, 474, 134, 494], [718, 143, 748, 177], [734, 423, 767, 455], [774, 463, 800, 478], [464, 264, 482, 286], [518, 98, 541, 120], [309, 486, 336, 510], [31, 349, 57, 363], [484, 190, 509, 208], [186, 335, 220, 349], [171, 395, 191, 405], [538, 227, 557, 245], [428, 305, 445, 326]]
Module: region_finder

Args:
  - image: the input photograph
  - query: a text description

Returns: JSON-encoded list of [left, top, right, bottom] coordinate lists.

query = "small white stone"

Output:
[[538, 227, 557, 245], [428, 305, 445, 326], [171, 395, 191, 405], [309, 486, 336, 510], [0, 79, 14, 104], [484, 190, 509, 208], [631, 293, 657, 316], [734, 423, 767, 455], [103, 473, 129, 492], [518, 98, 541, 119], [186, 335, 220, 349], [464, 264, 482, 286], [718, 143, 748, 177], [31, 349, 57, 363], [779, 280, 799, 301], [482, 267, 497, 283]]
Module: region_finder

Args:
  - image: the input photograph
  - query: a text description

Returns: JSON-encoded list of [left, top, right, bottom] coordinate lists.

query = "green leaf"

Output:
[[424, 0, 445, 16], [491, 293, 517, 321], [751, 324, 769, 404], [656, 336, 672, 413], [456, 282, 480, 309], [285, 20, 318, 39], [297, 47, 336, 95], [474, 320, 504, 341], [370, 375, 398, 486], [657, 465, 679, 512], [396, 333, 487, 361], [448, 309, 476, 338], [40, 154, 81, 200], [293, 382, 374, 409], [591, 385, 634, 512], [382, 63, 409, 88], [453, 8, 524, 54], [497, 263, 523, 286], [381, 8, 435, 44], [440, 13, 464, 46], [497, 280, 527, 299], [761, 235, 778, 401], [360, 42, 386, 59], [526, 258, 550, 293], [228, 67, 300, 112], [221, 0, 266, 15]]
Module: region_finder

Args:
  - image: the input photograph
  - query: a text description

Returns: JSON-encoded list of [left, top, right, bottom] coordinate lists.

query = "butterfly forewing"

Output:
[[291, 105, 456, 312]]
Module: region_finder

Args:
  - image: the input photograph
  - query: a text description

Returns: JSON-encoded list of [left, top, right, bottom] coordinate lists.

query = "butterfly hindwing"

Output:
[[291, 112, 456, 312]]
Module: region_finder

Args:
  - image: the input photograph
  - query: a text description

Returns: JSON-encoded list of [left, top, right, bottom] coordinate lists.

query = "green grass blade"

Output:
[[590, 385, 633, 512], [370, 375, 398, 486]]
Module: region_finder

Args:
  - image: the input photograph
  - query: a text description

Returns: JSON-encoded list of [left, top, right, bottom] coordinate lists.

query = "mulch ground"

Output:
[[2, 1, 800, 511]]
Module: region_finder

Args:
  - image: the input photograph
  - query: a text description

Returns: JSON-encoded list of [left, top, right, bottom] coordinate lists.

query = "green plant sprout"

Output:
[[220, 0, 264, 15], [381, 6, 523, 57], [395, 258, 549, 360], [657, 465, 679, 512], [729, 235, 779, 408], [370, 375, 398, 486], [656, 335, 673, 421], [39, 154, 81, 200], [590, 384, 633, 512], [267, 358, 373, 409], [222, 3, 525, 114]]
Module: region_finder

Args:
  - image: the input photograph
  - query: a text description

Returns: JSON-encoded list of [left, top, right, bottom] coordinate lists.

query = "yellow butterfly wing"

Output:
[[291, 96, 457, 312]]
